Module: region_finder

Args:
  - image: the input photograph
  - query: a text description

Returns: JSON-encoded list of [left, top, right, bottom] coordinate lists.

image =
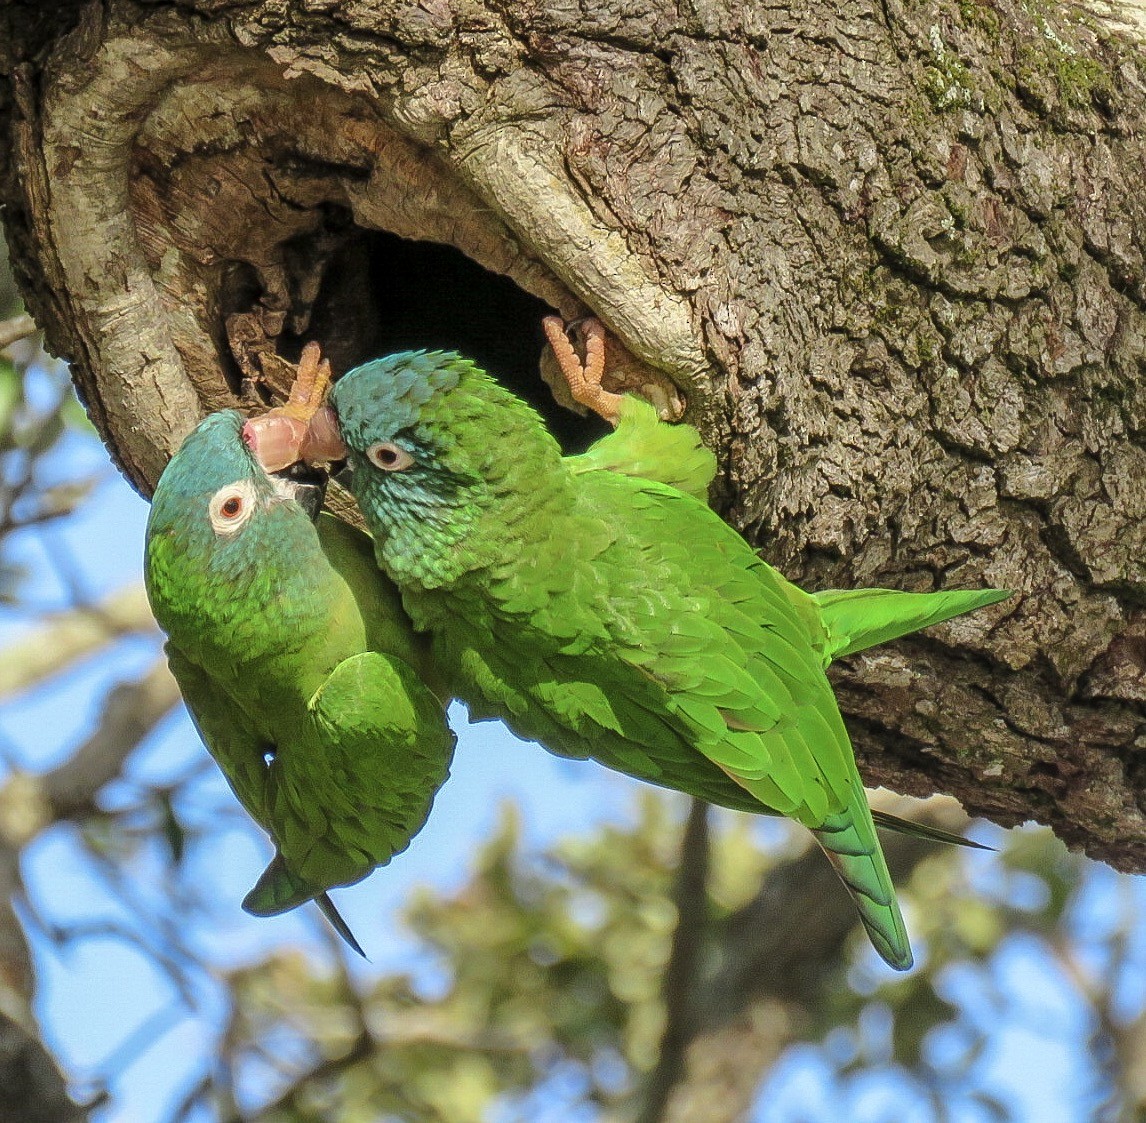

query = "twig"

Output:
[[46, 918, 188, 994], [41, 659, 181, 820], [0, 385, 89, 538], [636, 798, 711, 1123], [319, 918, 373, 1037], [72, 851, 203, 1010], [0, 314, 36, 351], [37, 520, 97, 608], [166, 1075, 212, 1123], [0, 1010, 90, 1122], [0, 585, 156, 699], [222, 1031, 375, 1123], [90, 1000, 187, 1085], [0, 503, 89, 537]]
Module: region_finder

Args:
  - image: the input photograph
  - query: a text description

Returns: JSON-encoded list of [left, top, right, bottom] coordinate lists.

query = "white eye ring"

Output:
[[365, 441, 415, 472], [208, 480, 258, 536]]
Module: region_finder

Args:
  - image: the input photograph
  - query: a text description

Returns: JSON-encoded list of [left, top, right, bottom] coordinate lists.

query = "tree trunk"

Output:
[[3, 0, 1146, 868]]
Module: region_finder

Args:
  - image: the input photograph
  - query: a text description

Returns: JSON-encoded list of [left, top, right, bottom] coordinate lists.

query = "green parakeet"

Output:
[[312, 351, 1008, 971], [144, 410, 455, 952]]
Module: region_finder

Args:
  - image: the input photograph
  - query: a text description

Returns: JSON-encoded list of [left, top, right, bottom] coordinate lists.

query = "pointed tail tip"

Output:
[[855, 904, 914, 971], [317, 893, 368, 959], [241, 865, 369, 959], [815, 811, 914, 972], [980, 587, 1014, 606], [871, 808, 997, 851], [868, 926, 914, 971]]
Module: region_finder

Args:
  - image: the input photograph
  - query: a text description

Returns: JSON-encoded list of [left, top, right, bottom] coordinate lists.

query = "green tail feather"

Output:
[[242, 855, 366, 958], [242, 854, 316, 916], [814, 804, 913, 971], [813, 587, 1011, 661], [871, 808, 994, 851], [315, 895, 367, 958], [804, 587, 1006, 968]]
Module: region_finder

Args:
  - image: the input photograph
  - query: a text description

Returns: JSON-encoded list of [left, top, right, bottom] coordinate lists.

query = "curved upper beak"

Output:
[[272, 461, 328, 522], [243, 405, 348, 474]]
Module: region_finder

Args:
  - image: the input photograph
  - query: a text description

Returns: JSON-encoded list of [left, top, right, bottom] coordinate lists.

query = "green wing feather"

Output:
[[596, 476, 913, 968], [245, 650, 454, 913], [314, 514, 445, 693], [165, 644, 362, 949], [811, 587, 1012, 659], [580, 474, 853, 819], [164, 644, 271, 826], [242, 855, 367, 956], [568, 399, 1007, 662], [817, 789, 912, 969], [567, 397, 716, 501]]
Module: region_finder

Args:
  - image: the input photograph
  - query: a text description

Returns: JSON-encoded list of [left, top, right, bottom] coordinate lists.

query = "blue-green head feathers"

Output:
[[149, 411, 271, 533], [146, 410, 322, 636], [329, 351, 465, 445], [328, 353, 482, 568], [329, 351, 562, 584]]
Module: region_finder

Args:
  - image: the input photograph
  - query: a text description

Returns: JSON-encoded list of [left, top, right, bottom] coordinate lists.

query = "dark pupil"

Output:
[[378, 446, 399, 465], [222, 497, 242, 517]]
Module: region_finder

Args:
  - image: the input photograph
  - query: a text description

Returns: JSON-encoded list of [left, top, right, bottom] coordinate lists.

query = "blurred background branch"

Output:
[[0, 1011, 94, 1123], [0, 586, 156, 699]]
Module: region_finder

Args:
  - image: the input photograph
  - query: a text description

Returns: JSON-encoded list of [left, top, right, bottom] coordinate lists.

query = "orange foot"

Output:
[[542, 315, 625, 426], [243, 342, 343, 471]]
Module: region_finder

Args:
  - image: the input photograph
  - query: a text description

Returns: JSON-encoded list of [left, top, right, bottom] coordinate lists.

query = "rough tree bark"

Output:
[[2, 0, 1146, 870]]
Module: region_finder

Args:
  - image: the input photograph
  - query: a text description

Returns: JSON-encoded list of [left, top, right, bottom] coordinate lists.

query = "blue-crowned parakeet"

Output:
[[302, 344, 1007, 970], [145, 407, 455, 953]]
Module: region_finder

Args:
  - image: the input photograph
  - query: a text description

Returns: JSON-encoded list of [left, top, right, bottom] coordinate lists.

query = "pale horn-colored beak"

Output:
[[300, 404, 348, 464], [242, 342, 347, 471]]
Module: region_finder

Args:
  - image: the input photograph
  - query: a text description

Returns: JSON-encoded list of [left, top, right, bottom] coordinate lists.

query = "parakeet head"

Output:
[[326, 350, 465, 482], [325, 350, 560, 584], [146, 410, 328, 640], [149, 410, 324, 535]]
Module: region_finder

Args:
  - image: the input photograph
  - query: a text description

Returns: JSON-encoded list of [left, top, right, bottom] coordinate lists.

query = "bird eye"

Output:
[[208, 481, 257, 535], [366, 441, 414, 471]]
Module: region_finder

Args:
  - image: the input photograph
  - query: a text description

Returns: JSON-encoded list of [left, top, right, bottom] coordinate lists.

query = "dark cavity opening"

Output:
[[286, 224, 607, 452]]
